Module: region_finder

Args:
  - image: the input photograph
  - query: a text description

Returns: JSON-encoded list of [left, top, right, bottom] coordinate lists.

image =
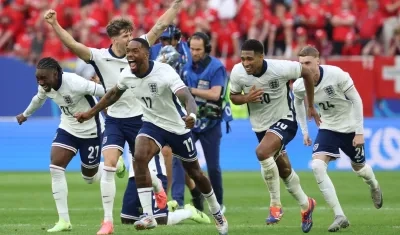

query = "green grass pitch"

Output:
[[0, 171, 398, 235]]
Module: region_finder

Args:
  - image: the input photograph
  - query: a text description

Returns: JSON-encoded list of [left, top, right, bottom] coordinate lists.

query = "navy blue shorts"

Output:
[[52, 128, 101, 169], [138, 122, 197, 162], [120, 175, 168, 221], [102, 115, 143, 153], [312, 129, 366, 164], [255, 119, 298, 152]]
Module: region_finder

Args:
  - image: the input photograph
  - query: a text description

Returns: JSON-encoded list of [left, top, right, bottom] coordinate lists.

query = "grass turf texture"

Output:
[[0, 171, 398, 235]]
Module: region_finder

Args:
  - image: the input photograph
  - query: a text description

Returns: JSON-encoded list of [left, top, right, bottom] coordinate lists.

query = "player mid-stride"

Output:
[[293, 45, 383, 232], [16, 57, 123, 232]]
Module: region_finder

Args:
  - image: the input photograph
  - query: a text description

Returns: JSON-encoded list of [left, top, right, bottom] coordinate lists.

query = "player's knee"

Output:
[[255, 145, 271, 161], [351, 162, 365, 172], [311, 159, 327, 178]]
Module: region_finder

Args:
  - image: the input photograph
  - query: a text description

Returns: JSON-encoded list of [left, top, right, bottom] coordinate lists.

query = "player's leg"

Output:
[[47, 128, 77, 232], [162, 146, 173, 192], [171, 157, 186, 207], [79, 136, 102, 184], [311, 130, 349, 232], [255, 129, 284, 224], [125, 117, 167, 210], [186, 131, 204, 211], [277, 152, 315, 232], [169, 132, 228, 235], [273, 119, 315, 232], [198, 124, 224, 211], [340, 135, 382, 209], [120, 177, 143, 224], [97, 117, 126, 234]]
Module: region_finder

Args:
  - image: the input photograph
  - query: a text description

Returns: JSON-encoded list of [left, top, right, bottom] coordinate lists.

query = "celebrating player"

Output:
[[43, 1, 185, 233], [75, 38, 228, 234], [15, 57, 123, 232], [293, 45, 383, 232], [229, 39, 319, 233]]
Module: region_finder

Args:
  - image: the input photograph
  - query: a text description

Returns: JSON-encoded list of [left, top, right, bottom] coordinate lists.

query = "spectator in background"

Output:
[[210, 15, 241, 60], [341, 31, 362, 55], [291, 27, 308, 57], [388, 27, 400, 55], [298, 0, 327, 38], [267, 1, 293, 57], [330, 0, 356, 55], [357, 0, 383, 48], [381, 0, 400, 54], [247, 0, 270, 45], [315, 29, 333, 57]]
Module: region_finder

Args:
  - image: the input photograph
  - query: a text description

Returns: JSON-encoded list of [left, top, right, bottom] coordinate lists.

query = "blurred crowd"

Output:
[[2, 0, 400, 65]]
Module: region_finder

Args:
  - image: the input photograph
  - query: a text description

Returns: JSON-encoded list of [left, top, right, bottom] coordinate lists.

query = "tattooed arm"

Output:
[[145, 0, 184, 46]]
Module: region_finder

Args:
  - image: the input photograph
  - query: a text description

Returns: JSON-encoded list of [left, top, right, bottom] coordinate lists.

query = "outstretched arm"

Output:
[[44, 9, 91, 61], [87, 86, 125, 117], [22, 94, 47, 117], [145, 0, 184, 46]]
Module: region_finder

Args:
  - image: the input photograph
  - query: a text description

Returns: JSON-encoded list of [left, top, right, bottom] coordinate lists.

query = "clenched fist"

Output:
[[44, 9, 58, 25]]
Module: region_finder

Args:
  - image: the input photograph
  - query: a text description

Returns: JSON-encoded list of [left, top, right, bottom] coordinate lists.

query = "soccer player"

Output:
[[229, 39, 319, 232], [293, 45, 383, 232], [43, 1, 184, 233], [75, 38, 228, 234], [15, 57, 122, 232], [120, 153, 210, 225]]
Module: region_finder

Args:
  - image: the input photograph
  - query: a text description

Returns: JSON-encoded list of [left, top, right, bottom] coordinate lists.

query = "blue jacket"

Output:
[[183, 56, 233, 133]]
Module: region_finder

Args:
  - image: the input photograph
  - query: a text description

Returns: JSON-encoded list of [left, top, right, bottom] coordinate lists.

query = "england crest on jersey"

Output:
[[148, 83, 158, 96], [323, 85, 336, 97], [63, 95, 73, 105], [269, 79, 280, 89]]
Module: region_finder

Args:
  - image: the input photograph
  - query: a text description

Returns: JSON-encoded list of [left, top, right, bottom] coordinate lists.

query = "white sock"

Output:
[[50, 164, 70, 223], [138, 187, 154, 216], [283, 169, 309, 211], [203, 189, 221, 215], [311, 159, 344, 216], [82, 162, 104, 184], [101, 166, 116, 222], [260, 157, 281, 207], [150, 170, 162, 193], [353, 164, 379, 189], [167, 209, 192, 225], [94, 162, 104, 182]]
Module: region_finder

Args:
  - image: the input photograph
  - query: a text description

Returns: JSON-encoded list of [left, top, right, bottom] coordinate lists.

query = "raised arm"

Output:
[[145, 0, 184, 46], [44, 10, 91, 62]]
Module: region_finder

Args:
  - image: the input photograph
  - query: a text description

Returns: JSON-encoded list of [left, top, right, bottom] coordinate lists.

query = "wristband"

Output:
[[189, 113, 197, 122]]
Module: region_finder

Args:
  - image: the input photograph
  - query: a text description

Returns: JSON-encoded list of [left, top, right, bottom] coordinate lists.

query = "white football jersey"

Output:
[[293, 65, 355, 133], [88, 35, 149, 118], [230, 59, 302, 132], [128, 152, 166, 178], [117, 61, 189, 135], [36, 72, 105, 138]]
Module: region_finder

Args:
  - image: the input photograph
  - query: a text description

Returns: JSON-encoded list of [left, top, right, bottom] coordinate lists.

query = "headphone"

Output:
[[187, 32, 212, 54]]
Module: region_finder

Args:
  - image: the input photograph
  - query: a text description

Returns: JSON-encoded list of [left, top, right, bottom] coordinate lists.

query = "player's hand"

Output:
[[245, 85, 264, 103], [16, 113, 27, 125], [182, 115, 195, 129], [307, 106, 321, 126], [44, 9, 57, 25], [74, 112, 93, 123], [353, 134, 364, 147], [303, 133, 312, 146]]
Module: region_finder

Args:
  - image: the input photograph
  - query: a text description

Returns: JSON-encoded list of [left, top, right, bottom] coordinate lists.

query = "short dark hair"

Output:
[[106, 18, 133, 38], [298, 45, 320, 58], [37, 57, 63, 74], [241, 39, 264, 54], [129, 38, 150, 51]]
